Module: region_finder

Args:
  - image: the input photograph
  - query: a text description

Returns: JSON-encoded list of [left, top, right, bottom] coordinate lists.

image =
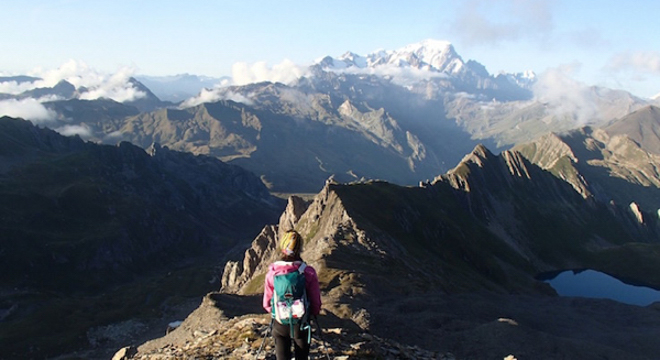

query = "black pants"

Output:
[[272, 320, 310, 360]]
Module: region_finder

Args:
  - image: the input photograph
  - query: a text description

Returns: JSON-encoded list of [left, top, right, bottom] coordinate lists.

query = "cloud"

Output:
[[0, 60, 147, 103], [451, 0, 554, 45], [532, 63, 598, 125], [0, 81, 39, 95], [607, 51, 660, 74], [0, 98, 57, 123], [178, 59, 309, 108], [54, 124, 93, 138], [330, 64, 448, 88], [103, 130, 125, 142], [179, 87, 254, 108], [231, 59, 310, 86]]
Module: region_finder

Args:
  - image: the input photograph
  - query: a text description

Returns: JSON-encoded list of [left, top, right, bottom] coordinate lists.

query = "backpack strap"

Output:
[[298, 262, 307, 274]]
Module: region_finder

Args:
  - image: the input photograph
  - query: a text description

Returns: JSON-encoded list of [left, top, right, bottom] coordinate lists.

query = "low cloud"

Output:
[[179, 88, 254, 108], [178, 59, 309, 108], [532, 63, 598, 125], [103, 130, 125, 142], [330, 65, 448, 87], [0, 98, 57, 123], [231, 59, 310, 86], [0, 60, 146, 103], [451, 0, 554, 45], [55, 124, 93, 138], [0, 81, 38, 95]]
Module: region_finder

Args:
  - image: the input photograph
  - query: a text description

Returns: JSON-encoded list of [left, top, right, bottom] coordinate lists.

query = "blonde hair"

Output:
[[280, 230, 303, 258]]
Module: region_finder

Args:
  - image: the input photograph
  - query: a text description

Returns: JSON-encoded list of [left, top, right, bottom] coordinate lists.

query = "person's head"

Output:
[[279, 230, 303, 261]]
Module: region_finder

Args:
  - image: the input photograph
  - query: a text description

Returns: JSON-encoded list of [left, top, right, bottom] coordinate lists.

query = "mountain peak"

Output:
[[397, 39, 455, 60], [317, 38, 466, 74]]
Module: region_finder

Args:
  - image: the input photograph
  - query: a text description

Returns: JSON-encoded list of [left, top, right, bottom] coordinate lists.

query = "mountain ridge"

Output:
[[144, 141, 660, 359]]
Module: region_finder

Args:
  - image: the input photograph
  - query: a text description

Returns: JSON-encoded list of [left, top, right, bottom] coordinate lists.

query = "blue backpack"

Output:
[[271, 263, 310, 329]]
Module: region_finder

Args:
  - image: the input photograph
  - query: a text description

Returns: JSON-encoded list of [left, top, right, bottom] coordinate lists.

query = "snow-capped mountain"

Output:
[[316, 39, 535, 84], [319, 39, 467, 74], [313, 39, 536, 102]]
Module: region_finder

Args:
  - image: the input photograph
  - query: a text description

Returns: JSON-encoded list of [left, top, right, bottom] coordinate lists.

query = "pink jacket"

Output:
[[263, 260, 322, 316]]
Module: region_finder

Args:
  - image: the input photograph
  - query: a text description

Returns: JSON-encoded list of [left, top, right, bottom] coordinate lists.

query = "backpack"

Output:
[[271, 262, 309, 326]]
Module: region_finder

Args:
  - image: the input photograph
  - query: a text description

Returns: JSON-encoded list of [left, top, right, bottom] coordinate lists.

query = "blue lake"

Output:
[[543, 269, 660, 306]]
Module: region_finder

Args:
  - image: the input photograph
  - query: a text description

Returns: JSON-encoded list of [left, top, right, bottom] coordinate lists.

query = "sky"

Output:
[[1, 0, 660, 98]]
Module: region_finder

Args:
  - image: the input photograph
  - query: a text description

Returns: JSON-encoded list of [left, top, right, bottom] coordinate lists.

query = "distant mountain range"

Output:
[[1, 40, 657, 194], [317, 38, 535, 101], [3, 40, 656, 194]]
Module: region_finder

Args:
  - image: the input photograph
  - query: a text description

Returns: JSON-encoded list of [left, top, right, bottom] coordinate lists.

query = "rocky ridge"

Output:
[[127, 143, 660, 359], [514, 115, 660, 213]]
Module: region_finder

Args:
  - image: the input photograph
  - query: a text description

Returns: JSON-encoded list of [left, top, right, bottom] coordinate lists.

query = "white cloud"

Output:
[[0, 98, 57, 123], [231, 59, 310, 86], [103, 130, 125, 142], [532, 63, 598, 125], [55, 124, 93, 138], [330, 64, 448, 87], [0, 60, 147, 103], [179, 87, 254, 108], [179, 59, 309, 108], [0, 81, 38, 95]]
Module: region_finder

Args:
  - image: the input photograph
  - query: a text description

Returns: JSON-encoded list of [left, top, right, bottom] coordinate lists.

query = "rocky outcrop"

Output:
[[220, 195, 312, 294], [220, 225, 278, 294]]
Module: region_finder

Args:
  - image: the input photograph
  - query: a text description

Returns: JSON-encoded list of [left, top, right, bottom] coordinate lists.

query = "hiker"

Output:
[[263, 230, 322, 360]]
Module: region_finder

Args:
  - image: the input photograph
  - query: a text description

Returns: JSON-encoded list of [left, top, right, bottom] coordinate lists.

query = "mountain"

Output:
[[514, 124, 660, 213], [93, 41, 648, 193], [317, 39, 534, 101], [123, 77, 171, 112], [135, 74, 227, 102], [2, 40, 651, 194], [18, 79, 77, 99], [604, 105, 660, 154], [130, 143, 660, 359], [0, 116, 285, 358], [0, 76, 169, 111], [0, 75, 40, 84], [116, 88, 483, 193], [44, 97, 142, 140]]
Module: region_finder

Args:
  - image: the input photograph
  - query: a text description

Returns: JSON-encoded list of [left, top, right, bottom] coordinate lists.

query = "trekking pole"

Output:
[[255, 318, 273, 360], [312, 316, 332, 360]]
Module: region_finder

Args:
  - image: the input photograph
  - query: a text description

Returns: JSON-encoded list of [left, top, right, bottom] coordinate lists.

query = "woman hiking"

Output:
[[263, 230, 322, 360]]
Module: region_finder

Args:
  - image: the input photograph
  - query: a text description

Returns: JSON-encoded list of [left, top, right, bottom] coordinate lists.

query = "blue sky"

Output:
[[2, 0, 660, 98]]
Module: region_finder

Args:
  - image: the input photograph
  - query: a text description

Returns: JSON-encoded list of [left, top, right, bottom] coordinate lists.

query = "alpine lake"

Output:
[[540, 269, 660, 306]]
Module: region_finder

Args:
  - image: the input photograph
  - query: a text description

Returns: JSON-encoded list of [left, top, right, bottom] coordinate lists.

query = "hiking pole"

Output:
[[255, 318, 273, 360], [311, 316, 332, 360]]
